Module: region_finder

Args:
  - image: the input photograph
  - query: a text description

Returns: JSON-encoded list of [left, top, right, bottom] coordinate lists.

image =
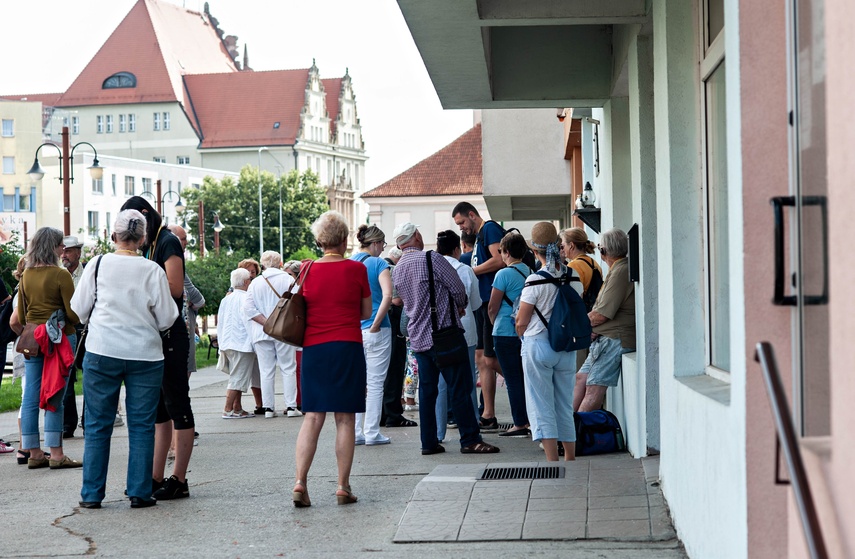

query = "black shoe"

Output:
[[130, 497, 157, 508], [152, 475, 189, 500], [62, 432, 75, 439], [421, 444, 446, 456], [254, 407, 266, 416], [479, 416, 499, 431], [78, 501, 101, 509], [194, 431, 200, 439]]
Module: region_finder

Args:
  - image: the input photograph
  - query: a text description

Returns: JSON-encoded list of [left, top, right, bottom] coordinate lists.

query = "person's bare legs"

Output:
[[224, 389, 240, 413], [562, 441, 576, 461], [152, 421, 172, 482], [573, 373, 588, 412], [251, 387, 262, 409], [294, 412, 326, 498], [334, 413, 356, 488], [542, 438, 560, 461], [479, 354, 502, 420], [171, 427, 194, 482], [578, 385, 608, 413]]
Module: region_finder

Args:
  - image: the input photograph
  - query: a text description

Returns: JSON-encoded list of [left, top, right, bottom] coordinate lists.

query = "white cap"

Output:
[[392, 222, 420, 246]]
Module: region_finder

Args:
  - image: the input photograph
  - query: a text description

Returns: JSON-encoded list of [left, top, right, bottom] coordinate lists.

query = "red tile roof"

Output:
[[363, 124, 482, 198], [322, 78, 342, 136], [56, 0, 237, 108], [0, 93, 64, 106], [184, 69, 309, 148]]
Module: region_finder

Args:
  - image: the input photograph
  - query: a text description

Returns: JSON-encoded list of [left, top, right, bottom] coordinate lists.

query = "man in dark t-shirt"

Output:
[[452, 202, 505, 431]]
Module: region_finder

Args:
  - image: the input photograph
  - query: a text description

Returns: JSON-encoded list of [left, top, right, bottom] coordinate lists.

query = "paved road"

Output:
[[0, 367, 686, 558]]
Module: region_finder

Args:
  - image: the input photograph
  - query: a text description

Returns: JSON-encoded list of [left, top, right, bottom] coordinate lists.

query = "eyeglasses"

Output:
[[375, 240, 387, 248]]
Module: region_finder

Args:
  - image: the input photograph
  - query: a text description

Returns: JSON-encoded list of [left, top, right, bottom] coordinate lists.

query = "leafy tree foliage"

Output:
[[185, 251, 248, 318], [181, 166, 328, 259], [0, 233, 26, 293]]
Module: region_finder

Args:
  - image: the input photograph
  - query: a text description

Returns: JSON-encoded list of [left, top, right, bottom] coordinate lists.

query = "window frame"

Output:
[[128, 114, 136, 132], [153, 112, 160, 131], [1, 119, 13, 137], [71, 116, 79, 135], [106, 114, 114, 134], [92, 177, 103, 194], [96, 115, 104, 134], [87, 211, 99, 238], [119, 114, 126, 133], [2, 156, 14, 175], [163, 112, 170, 131], [124, 175, 135, 196]]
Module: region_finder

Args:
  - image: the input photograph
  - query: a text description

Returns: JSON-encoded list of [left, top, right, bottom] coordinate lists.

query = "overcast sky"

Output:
[[0, 0, 474, 189]]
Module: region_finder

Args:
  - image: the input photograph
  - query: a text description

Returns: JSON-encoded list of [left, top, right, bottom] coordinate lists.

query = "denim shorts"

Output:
[[578, 335, 632, 387]]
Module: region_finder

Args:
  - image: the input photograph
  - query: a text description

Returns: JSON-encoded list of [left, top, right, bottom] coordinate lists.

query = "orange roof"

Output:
[[184, 69, 309, 148], [0, 93, 64, 106], [56, 0, 237, 108], [363, 124, 482, 198]]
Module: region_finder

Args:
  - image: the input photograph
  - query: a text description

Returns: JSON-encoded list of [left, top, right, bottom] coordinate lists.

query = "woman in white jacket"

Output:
[[71, 210, 178, 509]]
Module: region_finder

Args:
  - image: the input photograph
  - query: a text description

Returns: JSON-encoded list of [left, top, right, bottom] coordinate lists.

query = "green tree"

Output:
[[181, 166, 328, 259], [0, 233, 26, 293], [184, 251, 249, 318]]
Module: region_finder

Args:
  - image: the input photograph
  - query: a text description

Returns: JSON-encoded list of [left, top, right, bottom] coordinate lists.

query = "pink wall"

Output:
[[823, 0, 855, 554], [739, 0, 792, 556]]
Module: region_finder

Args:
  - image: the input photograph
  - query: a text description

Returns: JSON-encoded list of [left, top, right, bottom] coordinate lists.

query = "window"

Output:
[[2, 157, 13, 174], [124, 176, 135, 196], [153, 156, 166, 163], [177, 156, 190, 165], [701, 0, 729, 373], [355, 163, 359, 188], [141, 177, 152, 195], [72, 116, 79, 135], [3, 195, 14, 211], [111, 174, 117, 196], [106, 115, 113, 133], [92, 177, 103, 194], [18, 194, 29, 211], [163, 112, 170, 131], [102, 72, 136, 89], [119, 114, 126, 133], [97, 115, 104, 134], [153, 112, 160, 131], [128, 114, 136, 132], [1, 119, 13, 137], [87, 212, 99, 236], [106, 212, 112, 234]]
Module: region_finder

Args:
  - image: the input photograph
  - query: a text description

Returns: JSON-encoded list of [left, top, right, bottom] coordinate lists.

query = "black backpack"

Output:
[[477, 220, 538, 271], [0, 290, 18, 347], [576, 256, 603, 312]]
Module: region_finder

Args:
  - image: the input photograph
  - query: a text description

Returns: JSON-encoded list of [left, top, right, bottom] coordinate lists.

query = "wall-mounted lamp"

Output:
[[556, 108, 568, 122], [582, 182, 597, 208]]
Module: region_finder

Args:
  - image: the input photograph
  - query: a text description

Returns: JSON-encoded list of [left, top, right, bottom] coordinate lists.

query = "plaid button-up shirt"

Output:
[[393, 248, 468, 352]]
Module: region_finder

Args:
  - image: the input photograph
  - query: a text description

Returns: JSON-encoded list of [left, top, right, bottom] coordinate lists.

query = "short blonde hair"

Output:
[[311, 211, 350, 249]]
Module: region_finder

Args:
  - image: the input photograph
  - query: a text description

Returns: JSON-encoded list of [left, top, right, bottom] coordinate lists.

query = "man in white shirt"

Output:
[[243, 251, 301, 418], [435, 230, 481, 442], [218, 268, 259, 418]]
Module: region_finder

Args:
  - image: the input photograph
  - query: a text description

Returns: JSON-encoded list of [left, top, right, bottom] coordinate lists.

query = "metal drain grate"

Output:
[[480, 466, 564, 480]]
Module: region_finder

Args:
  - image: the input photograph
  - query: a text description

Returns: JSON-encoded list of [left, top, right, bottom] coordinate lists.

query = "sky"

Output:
[[0, 0, 474, 189]]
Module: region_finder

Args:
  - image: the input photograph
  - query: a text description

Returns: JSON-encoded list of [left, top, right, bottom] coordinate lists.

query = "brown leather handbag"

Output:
[[262, 260, 314, 347], [15, 283, 39, 357]]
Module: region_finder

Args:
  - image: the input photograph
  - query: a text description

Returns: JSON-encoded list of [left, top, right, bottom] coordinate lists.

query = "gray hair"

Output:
[[230, 267, 251, 288], [388, 247, 402, 260], [283, 260, 302, 276], [114, 209, 147, 243], [600, 228, 628, 258], [260, 250, 282, 270], [26, 227, 63, 268], [311, 210, 350, 249]]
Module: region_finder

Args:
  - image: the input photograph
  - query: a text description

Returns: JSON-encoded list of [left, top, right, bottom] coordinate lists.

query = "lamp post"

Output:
[[160, 189, 184, 225], [257, 147, 266, 258], [198, 200, 206, 259], [213, 212, 225, 255], [27, 126, 103, 236]]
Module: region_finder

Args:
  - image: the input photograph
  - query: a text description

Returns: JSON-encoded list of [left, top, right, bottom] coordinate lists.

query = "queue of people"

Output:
[[2, 197, 635, 509]]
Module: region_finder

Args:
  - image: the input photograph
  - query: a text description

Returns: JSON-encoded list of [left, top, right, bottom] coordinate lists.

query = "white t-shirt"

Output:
[[445, 255, 481, 347], [70, 254, 179, 361], [520, 265, 582, 337]]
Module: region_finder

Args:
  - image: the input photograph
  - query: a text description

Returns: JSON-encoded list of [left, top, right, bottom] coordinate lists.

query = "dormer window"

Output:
[[102, 72, 137, 89]]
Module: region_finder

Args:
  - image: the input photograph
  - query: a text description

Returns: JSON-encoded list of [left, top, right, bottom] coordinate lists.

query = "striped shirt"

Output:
[[393, 248, 468, 352]]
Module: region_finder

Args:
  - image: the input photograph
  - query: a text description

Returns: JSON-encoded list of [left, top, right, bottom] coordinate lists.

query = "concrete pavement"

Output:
[[0, 366, 686, 558]]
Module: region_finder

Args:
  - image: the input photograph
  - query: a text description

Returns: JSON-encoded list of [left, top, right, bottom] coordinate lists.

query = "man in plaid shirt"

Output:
[[392, 223, 500, 456]]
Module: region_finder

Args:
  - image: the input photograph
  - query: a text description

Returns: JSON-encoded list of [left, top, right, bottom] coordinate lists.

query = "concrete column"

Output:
[[628, 33, 659, 454]]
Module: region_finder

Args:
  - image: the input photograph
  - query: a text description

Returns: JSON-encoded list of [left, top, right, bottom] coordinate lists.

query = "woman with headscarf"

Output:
[[514, 222, 582, 461], [72, 210, 178, 508], [17, 227, 81, 469]]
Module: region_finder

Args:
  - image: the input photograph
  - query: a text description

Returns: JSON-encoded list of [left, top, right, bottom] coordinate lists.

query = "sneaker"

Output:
[[114, 414, 124, 427], [194, 431, 200, 438], [404, 404, 419, 412], [447, 420, 458, 429], [285, 408, 303, 417], [0, 440, 15, 454], [152, 475, 189, 500], [355, 436, 366, 446], [479, 416, 499, 431], [365, 434, 391, 446], [263, 408, 278, 418]]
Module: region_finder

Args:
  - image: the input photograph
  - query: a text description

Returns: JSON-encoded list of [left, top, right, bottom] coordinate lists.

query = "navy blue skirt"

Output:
[[301, 341, 367, 413]]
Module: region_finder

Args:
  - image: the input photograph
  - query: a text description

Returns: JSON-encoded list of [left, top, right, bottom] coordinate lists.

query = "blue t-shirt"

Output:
[[350, 253, 391, 330], [459, 251, 472, 267], [473, 220, 504, 304], [491, 262, 532, 337]]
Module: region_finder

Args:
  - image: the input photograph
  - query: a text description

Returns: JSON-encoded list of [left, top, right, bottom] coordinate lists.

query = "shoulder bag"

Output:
[[263, 261, 314, 347], [426, 251, 469, 368], [74, 255, 103, 370], [15, 273, 39, 357]]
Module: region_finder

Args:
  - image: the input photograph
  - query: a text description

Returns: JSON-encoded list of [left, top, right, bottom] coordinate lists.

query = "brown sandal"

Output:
[[292, 481, 311, 508], [336, 485, 357, 505], [460, 442, 501, 454]]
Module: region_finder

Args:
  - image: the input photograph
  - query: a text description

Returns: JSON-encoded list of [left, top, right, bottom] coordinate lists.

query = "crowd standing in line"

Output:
[[2, 195, 636, 509]]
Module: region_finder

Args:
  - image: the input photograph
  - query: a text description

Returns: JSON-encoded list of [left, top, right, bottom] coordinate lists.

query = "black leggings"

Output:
[[155, 324, 194, 430]]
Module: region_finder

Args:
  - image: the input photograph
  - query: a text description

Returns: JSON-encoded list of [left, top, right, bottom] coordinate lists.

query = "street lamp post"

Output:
[[161, 189, 184, 225], [27, 126, 103, 236], [198, 200, 206, 259], [257, 147, 266, 258], [213, 212, 225, 255]]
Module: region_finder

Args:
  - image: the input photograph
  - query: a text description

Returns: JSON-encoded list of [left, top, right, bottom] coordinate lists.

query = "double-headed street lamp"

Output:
[[27, 126, 104, 235]]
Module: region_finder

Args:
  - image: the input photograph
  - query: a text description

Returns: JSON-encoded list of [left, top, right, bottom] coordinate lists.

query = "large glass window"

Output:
[[87, 211, 99, 237], [124, 176, 135, 196], [1, 119, 13, 137]]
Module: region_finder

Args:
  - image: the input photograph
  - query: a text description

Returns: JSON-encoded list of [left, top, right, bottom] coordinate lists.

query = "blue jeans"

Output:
[[436, 345, 478, 441], [21, 332, 77, 450], [81, 352, 163, 503], [415, 347, 482, 450], [521, 334, 576, 442], [493, 336, 529, 428]]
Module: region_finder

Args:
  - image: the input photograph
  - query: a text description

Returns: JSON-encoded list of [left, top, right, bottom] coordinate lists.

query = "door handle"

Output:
[[770, 196, 828, 306], [771, 196, 797, 306]]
